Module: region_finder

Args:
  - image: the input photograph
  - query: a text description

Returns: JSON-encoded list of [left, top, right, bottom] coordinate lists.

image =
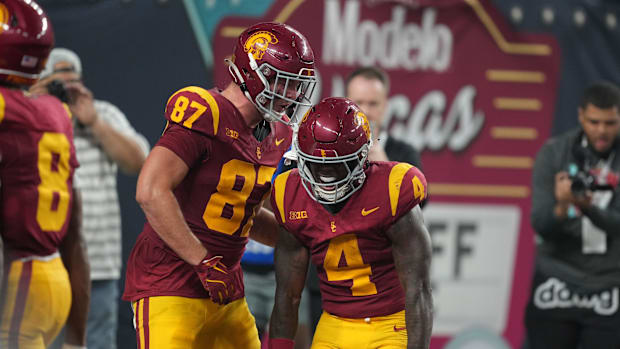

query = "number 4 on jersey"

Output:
[[324, 234, 378, 296]]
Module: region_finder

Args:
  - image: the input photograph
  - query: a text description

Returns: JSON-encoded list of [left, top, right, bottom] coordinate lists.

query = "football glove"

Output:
[[194, 254, 235, 305]]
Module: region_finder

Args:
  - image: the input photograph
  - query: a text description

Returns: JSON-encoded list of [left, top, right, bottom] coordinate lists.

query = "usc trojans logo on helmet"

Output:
[[244, 31, 279, 60], [355, 111, 371, 141], [0, 4, 9, 34]]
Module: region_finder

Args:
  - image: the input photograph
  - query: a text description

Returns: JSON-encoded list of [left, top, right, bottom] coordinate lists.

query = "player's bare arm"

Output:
[[386, 205, 433, 349], [248, 206, 279, 247], [136, 146, 207, 265], [270, 225, 310, 343], [59, 188, 91, 347]]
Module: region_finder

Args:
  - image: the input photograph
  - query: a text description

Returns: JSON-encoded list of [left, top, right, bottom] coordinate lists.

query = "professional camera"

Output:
[[569, 140, 616, 197], [569, 164, 614, 197], [570, 169, 596, 197], [46, 79, 70, 103]]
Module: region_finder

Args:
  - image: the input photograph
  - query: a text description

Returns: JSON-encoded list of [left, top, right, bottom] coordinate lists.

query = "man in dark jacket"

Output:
[[527, 81, 620, 349]]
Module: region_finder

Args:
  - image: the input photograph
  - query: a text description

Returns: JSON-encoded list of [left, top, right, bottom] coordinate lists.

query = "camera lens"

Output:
[[570, 171, 594, 197], [47, 80, 70, 103], [571, 178, 587, 196]]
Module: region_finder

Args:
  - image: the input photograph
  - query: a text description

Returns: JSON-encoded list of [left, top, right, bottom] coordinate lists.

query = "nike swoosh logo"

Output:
[[393, 325, 406, 332], [275, 138, 285, 146], [361, 207, 379, 216]]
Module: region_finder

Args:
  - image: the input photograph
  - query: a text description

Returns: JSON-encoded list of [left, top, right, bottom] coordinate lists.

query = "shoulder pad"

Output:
[[165, 86, 220, 136], [388, 163, 427, 217], [271, 169, 293, 224]]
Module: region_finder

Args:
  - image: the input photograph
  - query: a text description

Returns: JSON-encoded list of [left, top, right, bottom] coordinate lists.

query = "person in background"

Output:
[[0, 1, 90, 348], [526, 81, 620, 349], [269, 97, 433, 349], [122, 22, 317, 348], [31, 48, 150, 349], [345, 66, 422, 167]]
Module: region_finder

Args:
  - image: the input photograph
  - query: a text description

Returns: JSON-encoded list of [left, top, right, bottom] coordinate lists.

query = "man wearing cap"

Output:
[[31, 48, 150, 349]]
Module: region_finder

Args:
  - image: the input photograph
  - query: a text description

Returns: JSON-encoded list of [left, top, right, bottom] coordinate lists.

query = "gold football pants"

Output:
[[311, 310, 407, 349], [132, 296, 260, 349], [1, 255, 71, 349]]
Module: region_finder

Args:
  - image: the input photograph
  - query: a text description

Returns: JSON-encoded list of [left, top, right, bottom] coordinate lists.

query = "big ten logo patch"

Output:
[[226, 127, 239, 139], [289, 210, 308, 220]]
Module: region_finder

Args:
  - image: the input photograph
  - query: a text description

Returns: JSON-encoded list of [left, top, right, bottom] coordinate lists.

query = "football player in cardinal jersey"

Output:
[[269, 97, 433, 349], [0, 1, 90, 348], [122, 22, 317, 348]]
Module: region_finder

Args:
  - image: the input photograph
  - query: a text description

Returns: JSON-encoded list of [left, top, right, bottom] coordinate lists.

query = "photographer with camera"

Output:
[[526, 81, 620, 349], [30, 48, 150, 349]]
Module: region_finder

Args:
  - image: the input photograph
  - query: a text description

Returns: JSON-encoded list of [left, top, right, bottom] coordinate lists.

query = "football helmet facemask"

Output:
[[296, 97, 372, 204], [227, 22, 317, 126]]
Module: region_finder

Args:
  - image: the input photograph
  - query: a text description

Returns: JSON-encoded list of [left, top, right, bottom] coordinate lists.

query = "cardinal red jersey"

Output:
[[123, 86, 292, 302], [271, 162, 427, 318], [0, 87, 78, 259]]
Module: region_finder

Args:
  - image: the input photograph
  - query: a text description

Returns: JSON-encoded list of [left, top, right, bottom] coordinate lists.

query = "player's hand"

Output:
[[193, 254, 235, 305]]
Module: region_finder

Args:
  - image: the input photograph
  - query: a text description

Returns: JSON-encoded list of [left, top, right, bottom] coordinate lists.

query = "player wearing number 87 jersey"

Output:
[[269, 97, 433, 349], [0, 1, 90, 348], [123, 21, 316, 349]]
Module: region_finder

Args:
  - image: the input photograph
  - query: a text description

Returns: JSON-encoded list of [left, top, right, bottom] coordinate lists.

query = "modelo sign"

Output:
[[213, 0, 560, 347]]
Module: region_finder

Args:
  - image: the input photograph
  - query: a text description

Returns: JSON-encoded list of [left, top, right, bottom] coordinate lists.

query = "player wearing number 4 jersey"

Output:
[[0, 1, 90, 348], [269, 98, 433, 349], [123, 21, 316, 349]]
